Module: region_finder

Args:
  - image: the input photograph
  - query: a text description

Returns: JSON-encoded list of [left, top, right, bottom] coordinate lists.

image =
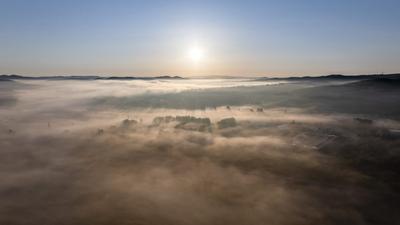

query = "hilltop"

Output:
[[0, 74, 184, 81], [257, 73, 400, 81]]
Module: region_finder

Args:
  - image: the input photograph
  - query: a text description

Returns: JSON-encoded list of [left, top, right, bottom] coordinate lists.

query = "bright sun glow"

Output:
[[188, 46, 205, 62]]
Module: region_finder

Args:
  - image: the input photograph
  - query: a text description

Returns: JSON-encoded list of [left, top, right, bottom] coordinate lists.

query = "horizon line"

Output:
[[2, 72, 400, 79]]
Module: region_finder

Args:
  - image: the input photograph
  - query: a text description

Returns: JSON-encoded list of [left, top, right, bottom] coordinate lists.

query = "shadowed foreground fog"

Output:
[[0, 78, 400, 225]]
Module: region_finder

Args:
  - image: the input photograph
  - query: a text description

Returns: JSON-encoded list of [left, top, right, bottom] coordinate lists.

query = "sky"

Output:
[[0, 0, 400, 77]]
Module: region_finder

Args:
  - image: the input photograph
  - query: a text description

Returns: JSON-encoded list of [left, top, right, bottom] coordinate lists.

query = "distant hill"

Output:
[[0, 75, 185, 81], [102, 76, 184, 80], [346, 77, 400, 88], [257, 73, 400, 81], [0, 77, 13, 82], [277, 77, 400, 118]]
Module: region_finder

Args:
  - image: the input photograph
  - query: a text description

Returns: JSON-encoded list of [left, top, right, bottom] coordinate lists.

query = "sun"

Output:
[[188, 46, 205, 62]]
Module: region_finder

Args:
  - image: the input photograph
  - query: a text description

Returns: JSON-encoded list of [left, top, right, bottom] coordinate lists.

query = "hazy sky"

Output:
[[1, 0, 399, 77]]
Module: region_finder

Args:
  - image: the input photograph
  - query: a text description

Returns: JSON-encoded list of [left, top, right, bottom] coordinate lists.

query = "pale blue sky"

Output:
[[1, 0, 399, 76]]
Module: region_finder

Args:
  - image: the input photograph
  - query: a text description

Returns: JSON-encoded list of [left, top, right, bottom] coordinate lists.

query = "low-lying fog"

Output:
[[1, 78, 399, 225]]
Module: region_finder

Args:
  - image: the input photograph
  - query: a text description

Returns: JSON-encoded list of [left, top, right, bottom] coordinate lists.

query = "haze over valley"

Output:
[[1, 74, 400, 225], [1, 0, 400, 224]]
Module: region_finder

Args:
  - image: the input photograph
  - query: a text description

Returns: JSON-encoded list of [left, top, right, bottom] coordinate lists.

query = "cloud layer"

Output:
[[0, 79, 400, 225]]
